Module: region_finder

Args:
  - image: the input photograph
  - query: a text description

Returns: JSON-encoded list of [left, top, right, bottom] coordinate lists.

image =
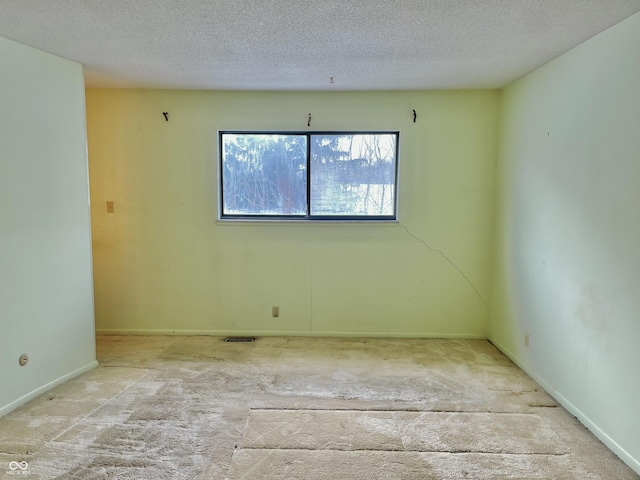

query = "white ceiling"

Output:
[[1, 1, 639, 90]]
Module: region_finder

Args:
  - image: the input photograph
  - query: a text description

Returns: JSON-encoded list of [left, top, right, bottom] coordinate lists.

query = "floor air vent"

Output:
[[224, 337, 256, 342]]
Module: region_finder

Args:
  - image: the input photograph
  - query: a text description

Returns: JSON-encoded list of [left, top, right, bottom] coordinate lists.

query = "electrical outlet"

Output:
[[272, 306, 280, 318], [106, 201, 115, 213], [524, 333, 530, 348]]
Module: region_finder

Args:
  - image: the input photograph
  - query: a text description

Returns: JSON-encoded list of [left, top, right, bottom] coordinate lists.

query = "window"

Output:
[[220, 132, 398, 220]]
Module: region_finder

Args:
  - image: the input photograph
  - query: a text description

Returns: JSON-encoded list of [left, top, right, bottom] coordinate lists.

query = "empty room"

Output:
[[1, 1, 639, 478]]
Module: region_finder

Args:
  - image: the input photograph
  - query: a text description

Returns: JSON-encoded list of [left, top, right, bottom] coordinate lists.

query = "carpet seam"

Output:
[[49, 370, 153, 443], [248, 408, 549, 415], [235, 447, 571, 456]]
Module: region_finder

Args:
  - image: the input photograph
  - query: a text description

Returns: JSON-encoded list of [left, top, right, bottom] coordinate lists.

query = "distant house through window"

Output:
[[220, 132, 399, 220]]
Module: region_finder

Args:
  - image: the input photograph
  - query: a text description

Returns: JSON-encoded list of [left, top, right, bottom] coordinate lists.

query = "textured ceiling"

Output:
[[1, 0, 639, 90]]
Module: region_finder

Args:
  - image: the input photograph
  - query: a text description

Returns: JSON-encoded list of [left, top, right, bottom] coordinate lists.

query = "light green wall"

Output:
[[0, 36, 96, 415], [86, 89, 498, 337], [490, 12, 640, 473], [4, 11, 640, 473]]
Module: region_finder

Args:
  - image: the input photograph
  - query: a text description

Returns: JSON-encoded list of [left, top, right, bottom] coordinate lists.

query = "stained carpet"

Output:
[[0, 336, 637, 479]]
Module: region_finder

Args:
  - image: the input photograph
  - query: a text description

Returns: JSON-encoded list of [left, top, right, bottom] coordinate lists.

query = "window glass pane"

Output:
[[310, 134, 397, 216], [222, 133, 307, 216]]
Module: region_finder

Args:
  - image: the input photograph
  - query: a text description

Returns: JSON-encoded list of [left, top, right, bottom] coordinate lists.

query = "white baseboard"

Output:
[[95, 328, 487, 339], [488, 336, 640, 476], [0, 361, 99, 418]]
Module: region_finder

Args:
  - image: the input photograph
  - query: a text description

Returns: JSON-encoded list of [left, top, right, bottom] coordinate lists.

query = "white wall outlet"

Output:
[[524, 333, 530, 348], [272, 306, 280, 318], [19, 353, 29, 366]]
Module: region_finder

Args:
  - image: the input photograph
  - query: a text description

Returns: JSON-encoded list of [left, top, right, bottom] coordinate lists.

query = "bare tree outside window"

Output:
[[220, 131, 398, 220], [222, 134, 307, 215], [310, 133, 396, 216]]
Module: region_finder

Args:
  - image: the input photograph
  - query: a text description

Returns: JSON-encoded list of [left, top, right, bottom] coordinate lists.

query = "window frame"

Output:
[[218, 130, 400, 222]]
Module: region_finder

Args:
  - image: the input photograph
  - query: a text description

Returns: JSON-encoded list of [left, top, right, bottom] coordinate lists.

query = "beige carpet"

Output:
[[0, 336, 637, 479]]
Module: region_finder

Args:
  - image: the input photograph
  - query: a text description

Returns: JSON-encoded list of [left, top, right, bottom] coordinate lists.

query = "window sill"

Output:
[[216, 218, 400, 227]]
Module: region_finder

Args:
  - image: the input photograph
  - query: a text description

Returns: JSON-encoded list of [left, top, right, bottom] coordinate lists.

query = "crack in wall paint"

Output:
[[398, 223, 489, 311]]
